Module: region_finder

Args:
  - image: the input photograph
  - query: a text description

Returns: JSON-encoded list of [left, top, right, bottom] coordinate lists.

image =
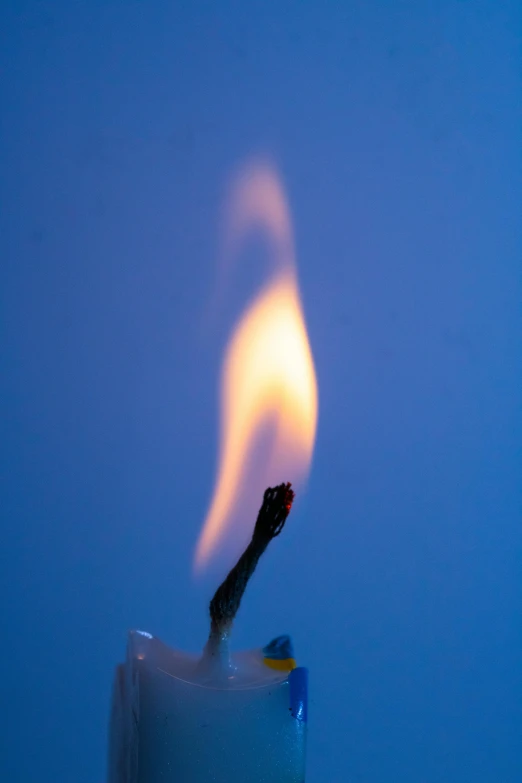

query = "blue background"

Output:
[[1, 1, 520, 781]]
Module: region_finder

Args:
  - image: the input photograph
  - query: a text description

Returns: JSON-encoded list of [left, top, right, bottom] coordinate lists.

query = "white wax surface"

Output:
[[108, 630, 307, 782]]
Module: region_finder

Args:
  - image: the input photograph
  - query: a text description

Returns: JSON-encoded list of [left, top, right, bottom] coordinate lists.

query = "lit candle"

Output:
[[108, 484, 308, 782], [108, 159, 317, 782]]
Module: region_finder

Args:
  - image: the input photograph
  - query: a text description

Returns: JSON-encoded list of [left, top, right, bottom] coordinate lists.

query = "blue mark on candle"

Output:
[[289, 666, 308, 722], [263, 634, 294, 660]]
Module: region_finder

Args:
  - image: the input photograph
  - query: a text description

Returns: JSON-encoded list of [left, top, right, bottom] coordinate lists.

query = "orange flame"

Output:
[[195, 161, 318, 570]]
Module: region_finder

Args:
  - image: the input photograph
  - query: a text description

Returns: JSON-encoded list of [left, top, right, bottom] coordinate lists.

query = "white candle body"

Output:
[[108, 630, 308, 782]]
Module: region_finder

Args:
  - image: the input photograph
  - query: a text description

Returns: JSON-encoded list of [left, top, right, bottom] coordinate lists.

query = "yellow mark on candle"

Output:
[[263, 657, 297, 672], [194, 160, 318, 571]]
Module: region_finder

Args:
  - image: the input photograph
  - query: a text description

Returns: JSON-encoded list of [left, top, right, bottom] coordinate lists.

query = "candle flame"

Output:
[[195, 161, 318, 570]]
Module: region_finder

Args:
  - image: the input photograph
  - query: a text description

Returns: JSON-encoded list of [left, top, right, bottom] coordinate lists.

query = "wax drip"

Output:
[[204, 483, 294, 661]]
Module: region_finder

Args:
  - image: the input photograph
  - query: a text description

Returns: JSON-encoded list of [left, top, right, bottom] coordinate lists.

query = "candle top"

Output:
[[130, 629, 297, 690]]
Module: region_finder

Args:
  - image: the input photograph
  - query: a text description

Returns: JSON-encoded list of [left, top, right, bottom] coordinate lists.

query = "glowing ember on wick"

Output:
[[195, 160, 318, 571]]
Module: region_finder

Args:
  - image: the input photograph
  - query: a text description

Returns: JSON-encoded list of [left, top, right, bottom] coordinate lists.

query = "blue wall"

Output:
[[1, 1, 520, 780]]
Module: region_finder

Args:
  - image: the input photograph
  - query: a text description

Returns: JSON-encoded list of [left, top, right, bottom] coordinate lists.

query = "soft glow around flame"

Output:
[[195, 161, 318, 570]]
